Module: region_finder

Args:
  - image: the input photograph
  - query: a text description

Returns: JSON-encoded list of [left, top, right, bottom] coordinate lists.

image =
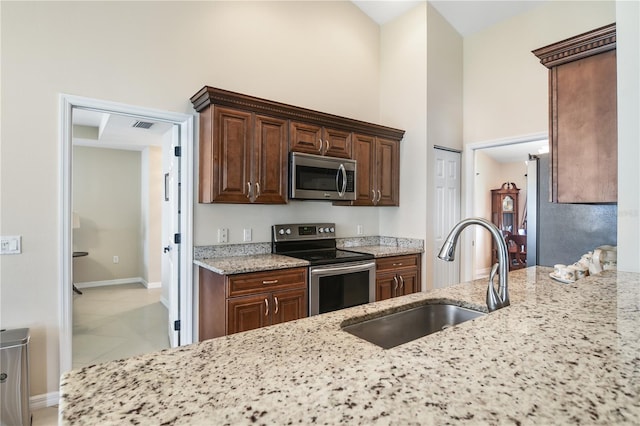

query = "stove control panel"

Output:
[[272, 223, 336, 242]]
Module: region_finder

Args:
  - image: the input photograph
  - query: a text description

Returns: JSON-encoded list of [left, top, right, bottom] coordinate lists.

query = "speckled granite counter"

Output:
[[59, 267, 640, 424], [345, 245, 423, 257], [194, 254, 309, 275]]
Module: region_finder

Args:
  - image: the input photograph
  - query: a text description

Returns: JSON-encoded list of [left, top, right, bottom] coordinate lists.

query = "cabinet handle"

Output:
[[255, 182, 261, 198], [377, 190, 382, 203], [372, 189, 376, 204], [264, 298, 269, 316], [399, 275, 405, 290], [392, 263, 403, 267], [246, 182, 252, 199], [318, 139, 323, 152], [274, 296, 279, 314], [393, 276, 398, 291], [325, 140, 330, 151], [262, 279, 278, 285]]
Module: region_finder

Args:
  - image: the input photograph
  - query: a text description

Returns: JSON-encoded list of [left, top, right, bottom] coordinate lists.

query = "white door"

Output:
[[162, 126, 181, 347], [433, 148, 461, 288]]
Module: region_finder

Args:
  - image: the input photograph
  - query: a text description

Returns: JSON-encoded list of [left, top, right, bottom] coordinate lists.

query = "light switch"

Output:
[[0, 236, 22, 254], [243, 228, 252, 242]]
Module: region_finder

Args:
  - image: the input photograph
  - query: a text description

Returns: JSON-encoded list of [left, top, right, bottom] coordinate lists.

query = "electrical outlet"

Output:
[[113, 255, 119, 264], [0, 236, 21, 254], [357, 225, 364, 235], [243, 228, 252, 242], [218, 228, 228, 243]]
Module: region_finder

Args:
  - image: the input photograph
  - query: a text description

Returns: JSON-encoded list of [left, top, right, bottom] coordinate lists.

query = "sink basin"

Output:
[[342, 303, 486, 349]]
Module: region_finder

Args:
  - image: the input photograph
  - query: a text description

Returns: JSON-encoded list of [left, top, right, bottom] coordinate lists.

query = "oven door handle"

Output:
[[310, 261, 376, 276], [336, 163, 347, 198]]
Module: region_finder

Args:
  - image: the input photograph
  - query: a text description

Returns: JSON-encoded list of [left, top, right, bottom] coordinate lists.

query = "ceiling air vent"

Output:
[[132, 121, 154, 129]]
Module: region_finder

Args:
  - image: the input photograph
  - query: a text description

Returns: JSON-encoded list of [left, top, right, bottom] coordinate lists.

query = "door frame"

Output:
[[59, 94, 194, 374], [462, 132, 547, 282]]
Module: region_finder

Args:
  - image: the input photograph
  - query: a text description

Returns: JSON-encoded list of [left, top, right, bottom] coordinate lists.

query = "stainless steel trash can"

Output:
[[0, 328, 31, 426]]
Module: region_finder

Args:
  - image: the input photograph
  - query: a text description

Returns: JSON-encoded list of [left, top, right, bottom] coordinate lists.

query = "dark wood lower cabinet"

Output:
[[199, 267, 307, 340], [375, 254, 421, 301]]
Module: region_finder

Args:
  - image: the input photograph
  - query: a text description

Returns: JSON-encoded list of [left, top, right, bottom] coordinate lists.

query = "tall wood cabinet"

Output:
[[533, 23, 617, 203]]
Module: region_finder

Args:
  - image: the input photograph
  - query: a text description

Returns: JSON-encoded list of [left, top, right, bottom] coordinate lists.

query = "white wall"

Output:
[[72, 147, 142, 283], [0, 1, 390, 397], [379, 2, 428, 280], [616, 0, 640, 273], [463, 1, 616, 144], [424, 3, 463, 291]]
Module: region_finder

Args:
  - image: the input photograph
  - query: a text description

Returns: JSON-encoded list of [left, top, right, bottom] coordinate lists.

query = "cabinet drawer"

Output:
[[376, 255, 419, 272], [228, 267, 307, 297]]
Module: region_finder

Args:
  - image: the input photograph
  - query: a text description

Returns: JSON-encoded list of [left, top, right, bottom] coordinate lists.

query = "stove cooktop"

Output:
[[282, 248, 374, 266]]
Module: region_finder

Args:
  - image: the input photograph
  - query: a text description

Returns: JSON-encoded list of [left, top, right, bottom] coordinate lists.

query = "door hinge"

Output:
[[174, 146, 181, 157], [174, 233, 181, 244], [173, 320, 181, 331]]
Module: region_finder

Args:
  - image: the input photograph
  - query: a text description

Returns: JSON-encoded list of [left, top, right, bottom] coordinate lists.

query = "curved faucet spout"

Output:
[[437, 218, 510, 312]]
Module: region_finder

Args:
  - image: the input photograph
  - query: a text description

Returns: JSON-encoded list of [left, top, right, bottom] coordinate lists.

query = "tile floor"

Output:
[[73, 282, 170, 369], [32, 283, 169, 425]]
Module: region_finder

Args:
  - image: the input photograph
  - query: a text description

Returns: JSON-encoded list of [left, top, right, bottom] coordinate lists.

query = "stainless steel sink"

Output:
[[342, 303, 486, 349]]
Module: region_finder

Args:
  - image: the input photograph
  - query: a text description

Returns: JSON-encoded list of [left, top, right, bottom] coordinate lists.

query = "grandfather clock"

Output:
[[491, 182, 521, 268], [491, 182, 520, 234]]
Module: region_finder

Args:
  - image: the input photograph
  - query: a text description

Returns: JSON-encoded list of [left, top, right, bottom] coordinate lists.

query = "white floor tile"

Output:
[[72, 283, 169, 369]]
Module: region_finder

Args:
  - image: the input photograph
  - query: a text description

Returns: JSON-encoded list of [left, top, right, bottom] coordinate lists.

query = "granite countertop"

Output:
[[345, 245, 423, 257], [59, 267, 640, 424], [194, 254, 309, 275]]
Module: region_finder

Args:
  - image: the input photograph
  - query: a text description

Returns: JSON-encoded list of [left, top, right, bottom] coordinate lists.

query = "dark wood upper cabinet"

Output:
[[191, 87, 404, 205], [533, 23, 617, 203], [290, 122, 352, 158], [348, 134, 399, 206]]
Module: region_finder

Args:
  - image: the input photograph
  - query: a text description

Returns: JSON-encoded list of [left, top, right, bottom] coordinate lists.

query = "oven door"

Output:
[[309, 261, 376, 316]]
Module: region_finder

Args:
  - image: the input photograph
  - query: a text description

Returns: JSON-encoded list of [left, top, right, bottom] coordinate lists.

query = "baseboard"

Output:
[[475, 267, 491, 279], [160, 295, 169, 309], [144, 281, 162, 289], [31, 391, 59, 409], [75, 277, 144, 289]]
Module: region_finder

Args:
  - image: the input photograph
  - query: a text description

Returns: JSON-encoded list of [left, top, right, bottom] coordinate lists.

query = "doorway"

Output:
[[59, 94, 194, 374], [462, 133, 547, 282]]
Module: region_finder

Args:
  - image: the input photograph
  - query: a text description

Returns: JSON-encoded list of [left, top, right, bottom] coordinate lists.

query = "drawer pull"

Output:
[[264, 298, 269, 316], [274, 296, 279, 314], [262, 279, 279, 285], [392, 263, 403, 267]]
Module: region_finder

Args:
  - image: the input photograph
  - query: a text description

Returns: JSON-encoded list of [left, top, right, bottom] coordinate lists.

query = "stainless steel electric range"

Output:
[[272, 223, 375, 316]]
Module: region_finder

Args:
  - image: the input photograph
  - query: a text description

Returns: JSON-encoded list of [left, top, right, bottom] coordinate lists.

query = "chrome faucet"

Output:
[[437, 218, 510, 312]]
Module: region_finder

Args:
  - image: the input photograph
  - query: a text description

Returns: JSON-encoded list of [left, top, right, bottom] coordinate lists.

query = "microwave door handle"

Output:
[[336, 164, 347, 197]]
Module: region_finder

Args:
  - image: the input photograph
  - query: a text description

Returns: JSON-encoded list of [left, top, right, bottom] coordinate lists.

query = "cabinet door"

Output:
[[271, 287, 307, 325], [290, 122, 322, 154], [375, 272, 397, 301], [351, 134, 376, 206], [227, 293, 270, 335], [553, 49, 617, 203], [254, 115, 288, 204], [376, 138, 399, 206], [397, 269, 419, 296], [210, 106, 253, 203], [323, 128, 352, 159]]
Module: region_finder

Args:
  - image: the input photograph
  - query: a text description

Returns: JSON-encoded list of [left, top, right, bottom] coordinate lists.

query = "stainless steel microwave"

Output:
[[289, 152, 356, 201]]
